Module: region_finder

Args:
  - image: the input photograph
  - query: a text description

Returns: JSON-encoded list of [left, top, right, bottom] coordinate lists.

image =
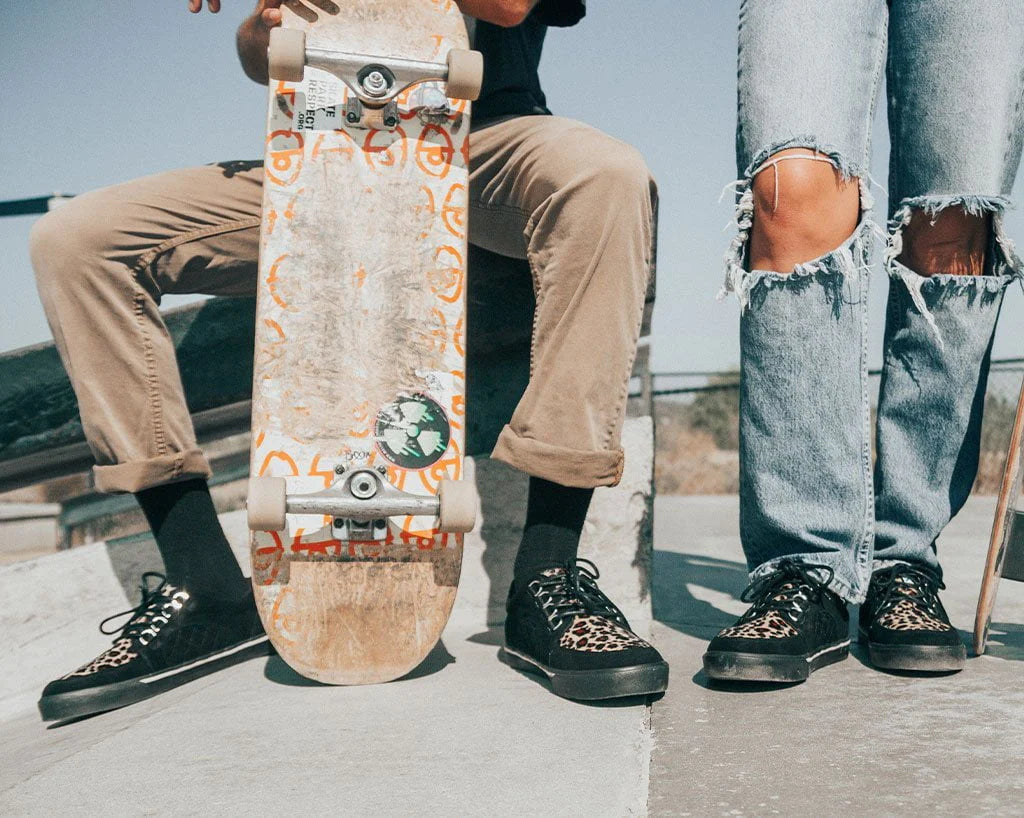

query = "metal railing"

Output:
[[650, 359, 1024, 495]]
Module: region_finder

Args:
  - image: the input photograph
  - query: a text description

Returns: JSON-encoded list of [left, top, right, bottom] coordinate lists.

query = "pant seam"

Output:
[[128, 216, 261, 459], [865, 11, 888, 170], [471, 200, 533, 219], [855, 267, 875, 595], [523, 215, 545, 377], [1003, 55, 1024, 191], [601, 240, 653, 451], [133, 217, 262, 272]]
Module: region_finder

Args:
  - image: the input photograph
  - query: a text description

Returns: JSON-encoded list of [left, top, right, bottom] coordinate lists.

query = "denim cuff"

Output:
[[750, 553, 871, 605]]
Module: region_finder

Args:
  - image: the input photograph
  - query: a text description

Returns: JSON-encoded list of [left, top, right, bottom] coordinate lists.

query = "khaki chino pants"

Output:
[[30, 115, 656, 493]]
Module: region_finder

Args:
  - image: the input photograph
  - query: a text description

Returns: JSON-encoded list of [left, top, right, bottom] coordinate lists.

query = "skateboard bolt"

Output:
[[334, 465, 346, 475], [376, 465, 388, 475], [333, 518, 344, 528], [350, 474, 378, 499], [363, 70, 389, 96]]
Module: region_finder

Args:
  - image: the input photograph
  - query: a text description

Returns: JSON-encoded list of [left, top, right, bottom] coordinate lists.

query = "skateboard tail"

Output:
[[257, 550, 463, 685]]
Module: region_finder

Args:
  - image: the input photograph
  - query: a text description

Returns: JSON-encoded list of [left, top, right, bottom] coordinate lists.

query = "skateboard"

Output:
[[975, 373, 1024, 655], [246, 1, 483, 684]]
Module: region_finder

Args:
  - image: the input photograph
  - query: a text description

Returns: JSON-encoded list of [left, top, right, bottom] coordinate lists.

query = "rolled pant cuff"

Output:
[[93, 449, 213, 494], [490, 425, 624, 488]]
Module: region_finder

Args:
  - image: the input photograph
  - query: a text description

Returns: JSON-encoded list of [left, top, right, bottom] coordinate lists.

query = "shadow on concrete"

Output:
[[263, 639, 455, 687], [476, 459, 527, 627], [466, 626, 503, 646], [495, 648, 657, 709], [651, 550, 748, 639], [690, 667, 803, 693], [982, 621, 1024, 661], [465, 628, 659, 707], [399, 640, 456, 681], [47, 710, 108, 730], [264, 656, 326, 687]]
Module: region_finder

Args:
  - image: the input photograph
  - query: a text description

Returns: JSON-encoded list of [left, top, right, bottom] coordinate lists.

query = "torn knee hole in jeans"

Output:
[[886, 195, 1022, 343], [720, 141, 878, 310]]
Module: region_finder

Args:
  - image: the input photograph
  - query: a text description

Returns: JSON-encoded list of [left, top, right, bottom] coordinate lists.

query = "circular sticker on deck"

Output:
[[375, 394, 451, 469]]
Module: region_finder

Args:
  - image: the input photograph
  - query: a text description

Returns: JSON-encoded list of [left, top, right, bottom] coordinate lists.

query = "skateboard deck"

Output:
[[247, 1, 480, 684], [975, 372, 1024, 655]]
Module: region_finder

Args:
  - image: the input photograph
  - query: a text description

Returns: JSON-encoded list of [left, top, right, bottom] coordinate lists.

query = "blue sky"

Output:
[[2, 1, 1023, 371]]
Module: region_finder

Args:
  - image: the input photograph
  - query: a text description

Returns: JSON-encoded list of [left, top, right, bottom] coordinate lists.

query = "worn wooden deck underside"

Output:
[[251, 1, 470, 684]]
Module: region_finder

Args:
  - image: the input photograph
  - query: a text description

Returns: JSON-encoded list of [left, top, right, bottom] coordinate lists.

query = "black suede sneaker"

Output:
[[38, 572, 269, 722], [860, 562, 966, 672], [703, 560, 850, 683], [500, 559, 669, 700]]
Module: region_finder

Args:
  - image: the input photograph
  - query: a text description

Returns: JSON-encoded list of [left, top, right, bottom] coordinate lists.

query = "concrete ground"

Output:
[[2, 495, 1022, 816], [649, 496, 1024, 817]]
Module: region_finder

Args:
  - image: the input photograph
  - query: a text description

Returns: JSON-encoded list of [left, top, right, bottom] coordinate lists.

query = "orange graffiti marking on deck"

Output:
[[249, 2, 474, 686]]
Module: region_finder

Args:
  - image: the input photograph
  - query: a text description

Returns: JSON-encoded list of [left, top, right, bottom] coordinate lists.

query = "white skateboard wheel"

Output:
[[445, 49, 483, 101], [268, 28, 307, 82], [247, 476, 288, 532], [438, 478, 477, 533]]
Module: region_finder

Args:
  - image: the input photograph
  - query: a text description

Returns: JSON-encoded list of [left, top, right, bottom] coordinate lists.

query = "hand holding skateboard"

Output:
[[187, 0, 337, 18]]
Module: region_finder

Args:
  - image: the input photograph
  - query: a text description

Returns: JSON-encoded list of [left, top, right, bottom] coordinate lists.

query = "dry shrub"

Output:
[[656, 423, 738, 495]]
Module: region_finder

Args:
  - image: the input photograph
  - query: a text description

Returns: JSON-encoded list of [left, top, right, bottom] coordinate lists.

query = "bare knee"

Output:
[[748, 148, 861, 273], [897, 208, 991, 277]]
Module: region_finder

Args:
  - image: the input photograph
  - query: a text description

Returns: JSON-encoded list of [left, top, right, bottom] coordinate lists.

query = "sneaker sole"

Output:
[[38, 635, 271, 723], [859, 630, 966, 672], [499, 647, 669, 700], [702, 639, 850, 683]]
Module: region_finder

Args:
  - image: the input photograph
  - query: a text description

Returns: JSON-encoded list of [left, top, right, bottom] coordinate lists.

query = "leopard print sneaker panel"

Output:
[[877, 597, 953, 632], [559, 615, 652, 652], [63, 638, 139, 679], [717, 610, 799, 640]]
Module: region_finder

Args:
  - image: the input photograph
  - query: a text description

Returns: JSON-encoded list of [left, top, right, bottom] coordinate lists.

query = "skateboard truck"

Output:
[[246, 468, 476, 536], [268, 28, 483, 129]]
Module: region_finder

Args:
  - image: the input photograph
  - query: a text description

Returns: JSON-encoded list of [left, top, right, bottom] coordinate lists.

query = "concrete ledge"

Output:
[[0, 421, 655, 816], [1, 418, 653, 718]]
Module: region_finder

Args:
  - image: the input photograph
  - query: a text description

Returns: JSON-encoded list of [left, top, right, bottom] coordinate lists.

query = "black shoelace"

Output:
[[738, 560, 835, 626], [99, 572, 190, 646], [528, 558, 629, 630], [869, 564, 946, 621]]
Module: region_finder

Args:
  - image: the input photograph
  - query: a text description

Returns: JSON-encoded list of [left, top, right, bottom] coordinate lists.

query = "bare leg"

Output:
[[897, 208, 991, 277], [747, 148, 862, 273]]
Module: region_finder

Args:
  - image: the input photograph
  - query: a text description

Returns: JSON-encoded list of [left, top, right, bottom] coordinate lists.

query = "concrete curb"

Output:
[[1, 418, 654, 718], [0, 419, 655, 816]]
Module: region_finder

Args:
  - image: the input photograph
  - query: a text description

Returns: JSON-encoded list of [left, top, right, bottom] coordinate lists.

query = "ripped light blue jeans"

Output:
[[724, 0, 1024, 603]]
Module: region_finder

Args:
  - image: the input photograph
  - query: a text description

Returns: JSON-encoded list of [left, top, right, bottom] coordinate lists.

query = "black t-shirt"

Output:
[[470, 0, 585, 126]]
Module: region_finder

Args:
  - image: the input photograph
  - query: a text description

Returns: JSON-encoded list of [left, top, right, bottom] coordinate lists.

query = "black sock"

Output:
[[135, 478, 250, 604], [512, 477, 594, 583]]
